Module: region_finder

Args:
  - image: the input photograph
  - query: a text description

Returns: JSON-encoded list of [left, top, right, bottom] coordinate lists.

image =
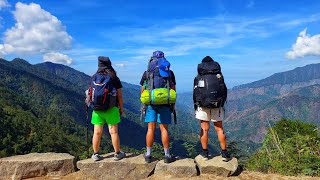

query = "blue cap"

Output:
[[158, 58, 170, 77], [152, 51, 164, 58]]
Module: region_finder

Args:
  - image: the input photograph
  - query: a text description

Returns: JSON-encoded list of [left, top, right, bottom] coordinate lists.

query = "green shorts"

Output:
[[91, 107, 121, 125]]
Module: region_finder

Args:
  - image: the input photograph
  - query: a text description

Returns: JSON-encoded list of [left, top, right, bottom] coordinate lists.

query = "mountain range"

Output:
[[162, 63, 320, 144], [225, 63, 320, 143], [0, 58, 204, 159], [1, 58, 319, 159]]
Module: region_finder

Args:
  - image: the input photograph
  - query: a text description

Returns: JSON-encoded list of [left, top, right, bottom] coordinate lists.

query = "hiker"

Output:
[[193, 56, 231, 162], [85, 56, 125, 161], [140, 51, 177, 163]]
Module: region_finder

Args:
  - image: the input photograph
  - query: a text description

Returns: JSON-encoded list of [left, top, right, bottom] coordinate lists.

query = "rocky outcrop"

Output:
[[77, 153, 158, 180], [154, 158, 197, 178], [0, 153, 240, 180], [195, 155, 238, 177], [0, 153, 75, 180]]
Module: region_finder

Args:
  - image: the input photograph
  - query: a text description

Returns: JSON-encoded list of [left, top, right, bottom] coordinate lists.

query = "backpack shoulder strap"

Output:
[[165, 71, 172, 104]]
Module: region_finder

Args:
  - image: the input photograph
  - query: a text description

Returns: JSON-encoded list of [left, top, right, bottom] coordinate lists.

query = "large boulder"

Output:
[[77, 153, 158, 180], [195, 155, 238, 177], [0, 153, 75, 180], [154, 158, 198, 178]]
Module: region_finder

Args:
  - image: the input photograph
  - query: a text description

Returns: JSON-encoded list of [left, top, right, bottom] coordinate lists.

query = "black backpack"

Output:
[[193, 60, 227, 108]]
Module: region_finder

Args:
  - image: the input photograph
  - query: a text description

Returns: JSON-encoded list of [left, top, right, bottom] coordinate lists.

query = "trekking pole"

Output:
[[140, 104, 145, 121], [171, 104, 177, 125], [85, 105, 89, 158], [173, 109, 177, 125]]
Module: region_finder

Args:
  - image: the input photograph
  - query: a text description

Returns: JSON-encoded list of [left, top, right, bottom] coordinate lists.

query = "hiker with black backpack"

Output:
[[193, 56, 231, 162], [85, 56, 125, 161], [140, 51, 177, 163]]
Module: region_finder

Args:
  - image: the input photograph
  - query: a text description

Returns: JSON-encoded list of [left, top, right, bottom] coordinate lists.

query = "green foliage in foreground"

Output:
[[247, 118, 320, 176]]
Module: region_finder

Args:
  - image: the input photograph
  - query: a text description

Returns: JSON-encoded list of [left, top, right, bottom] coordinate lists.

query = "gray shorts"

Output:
[[195, 107, 224, 122]]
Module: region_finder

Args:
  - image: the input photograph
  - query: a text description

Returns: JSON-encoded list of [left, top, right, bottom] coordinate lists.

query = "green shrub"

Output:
[[247, 118, 320, 176]]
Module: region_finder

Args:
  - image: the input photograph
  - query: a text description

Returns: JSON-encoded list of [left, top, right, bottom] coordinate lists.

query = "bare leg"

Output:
[[159, 124, 170, 148], [92, 125, 103, 153], [200, 120, 210, 149], [213, 121, 227, 150], [109, 124, 120, 153], [146, 122, 156, 147]]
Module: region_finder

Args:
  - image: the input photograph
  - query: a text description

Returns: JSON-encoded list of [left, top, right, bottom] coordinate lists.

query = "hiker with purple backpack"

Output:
[[140, 51, 177, 163]]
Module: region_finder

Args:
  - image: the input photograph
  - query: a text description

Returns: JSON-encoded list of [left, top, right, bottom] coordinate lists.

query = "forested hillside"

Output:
[[225, 63, 320, 143], [0, 58, 212, 159]]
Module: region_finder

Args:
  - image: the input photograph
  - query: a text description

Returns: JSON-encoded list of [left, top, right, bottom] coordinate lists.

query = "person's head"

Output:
[[152, 50, 164, 58], [97, 56, 116, 77], [202, 56, 214, 62]]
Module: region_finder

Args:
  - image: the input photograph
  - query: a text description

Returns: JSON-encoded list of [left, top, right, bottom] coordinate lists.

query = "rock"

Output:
[[77, 153, 158, 180], [195, 155, 238, 177], [154, 158, 198, 178], [0, 153, 75, 180]]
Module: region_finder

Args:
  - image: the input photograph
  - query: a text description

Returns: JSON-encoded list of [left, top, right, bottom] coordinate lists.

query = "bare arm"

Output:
[[117, 88, 124, 116], [140, 86, 145, 94]]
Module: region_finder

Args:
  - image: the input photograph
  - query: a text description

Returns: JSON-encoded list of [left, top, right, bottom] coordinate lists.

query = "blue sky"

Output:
[[1, 0, 320, 92]]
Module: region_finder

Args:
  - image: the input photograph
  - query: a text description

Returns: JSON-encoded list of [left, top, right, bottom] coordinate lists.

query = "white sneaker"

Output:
[[91, 153, 102, 161], [114, 151, 126, 161]]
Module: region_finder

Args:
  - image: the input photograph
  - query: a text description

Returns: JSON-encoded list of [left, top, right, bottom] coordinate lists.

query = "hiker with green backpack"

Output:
[[85, 56, 126, 161], [193, 56, 231, 162], [140, 51, 177, 163]]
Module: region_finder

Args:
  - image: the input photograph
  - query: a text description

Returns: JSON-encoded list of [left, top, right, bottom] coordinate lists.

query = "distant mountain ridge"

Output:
[[35, 61, 91, 90], [233, 63, 320, 89], [2, 57, 319, 156], [167, 62, 320, 144], [225, 63, 320, 143]]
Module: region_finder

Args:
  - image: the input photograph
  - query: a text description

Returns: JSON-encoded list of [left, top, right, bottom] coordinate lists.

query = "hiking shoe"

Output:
[[200, 150, 209, 161], [144, 153, 152, 163], [221, 150, 231, 162], [114, 151, 126, 161], [91, 153, 102, 161], [164, 155, 176, 164]]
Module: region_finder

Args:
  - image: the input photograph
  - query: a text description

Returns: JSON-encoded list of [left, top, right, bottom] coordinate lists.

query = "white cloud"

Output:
[[286, 28, 320, 59], [0, 0, 9, 9], [1, 2, 72, 59], [280, 14, 320, 28], [43, 52, 72, 65], [0, 44, 6, 57], [100, 15, 285, 59], [115, 63, 125, 67]]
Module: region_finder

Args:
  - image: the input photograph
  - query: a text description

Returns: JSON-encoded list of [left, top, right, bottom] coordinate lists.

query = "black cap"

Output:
[[98, 56, 112, 70], [202, 56, 214, 62]]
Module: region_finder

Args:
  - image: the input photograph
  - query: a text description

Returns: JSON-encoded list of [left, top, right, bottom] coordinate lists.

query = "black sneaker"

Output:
[[164, 155, 176, 164], [221, 150, 231, 162], [200, 150, 209, 161], [144, 153, 152, 163]]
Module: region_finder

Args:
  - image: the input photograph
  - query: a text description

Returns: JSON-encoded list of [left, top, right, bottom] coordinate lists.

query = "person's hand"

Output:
[[141, 105, 146, 114], [84, 89, 91, 107]]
